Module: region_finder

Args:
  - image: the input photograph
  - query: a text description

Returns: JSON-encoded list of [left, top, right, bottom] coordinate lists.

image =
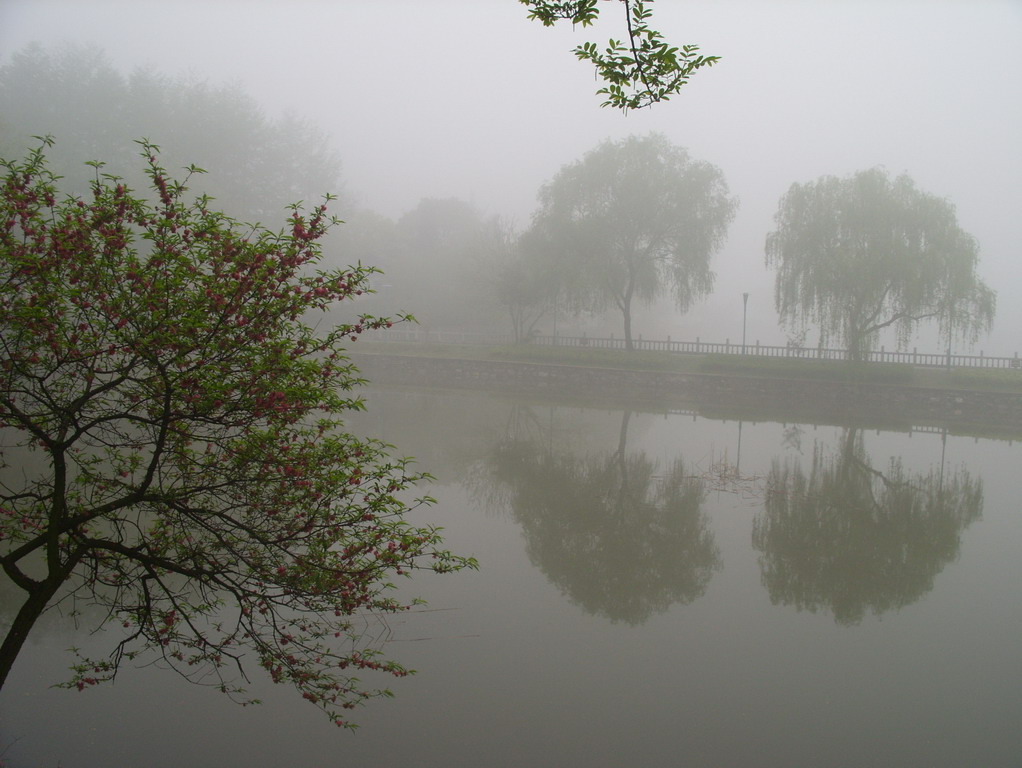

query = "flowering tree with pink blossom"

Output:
[[0, 138, 475, 727]]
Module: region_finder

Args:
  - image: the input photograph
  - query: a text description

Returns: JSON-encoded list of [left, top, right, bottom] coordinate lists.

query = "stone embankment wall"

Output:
[[349, 354, 1022, 433]]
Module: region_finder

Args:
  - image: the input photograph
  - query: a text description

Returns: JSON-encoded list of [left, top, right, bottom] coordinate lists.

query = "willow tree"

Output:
[[530, 133, 737, 350], [765, 168, 995, 361]]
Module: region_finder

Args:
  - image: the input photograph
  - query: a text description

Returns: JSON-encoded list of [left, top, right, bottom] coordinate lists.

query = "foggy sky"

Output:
[[2, 0, 1020, 353]]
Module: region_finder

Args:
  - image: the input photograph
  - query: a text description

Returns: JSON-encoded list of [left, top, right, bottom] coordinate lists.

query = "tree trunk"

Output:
[[622, 295, 634, 352], [0, 580, 62, 690], [847, 331, 866, 363]]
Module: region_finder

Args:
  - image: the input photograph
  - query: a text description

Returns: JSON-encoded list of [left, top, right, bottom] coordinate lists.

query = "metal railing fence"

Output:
[[365, 329, 1021, 371]]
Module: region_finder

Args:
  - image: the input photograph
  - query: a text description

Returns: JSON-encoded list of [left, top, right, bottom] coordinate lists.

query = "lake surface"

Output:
[[3, 385, 1021, 767]]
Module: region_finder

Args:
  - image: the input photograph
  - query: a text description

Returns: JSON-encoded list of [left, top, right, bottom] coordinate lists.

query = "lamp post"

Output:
[[742, 292, 749, 355]]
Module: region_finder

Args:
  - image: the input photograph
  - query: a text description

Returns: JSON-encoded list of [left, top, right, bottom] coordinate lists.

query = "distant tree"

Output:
[[492, 228, 563, 342], [0, 43, 341, 223], [521, 0, 719, 111], [530, 133, 737, 350], [753, 429, 983, 625], [0, 140, 474, 726], [765, 168, 996, 361], [345, 198, 506, 334]]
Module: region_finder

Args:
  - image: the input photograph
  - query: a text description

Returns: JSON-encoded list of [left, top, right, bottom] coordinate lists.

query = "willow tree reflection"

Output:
[[482, 409, 721, 625], [753, 429, 983, 625]]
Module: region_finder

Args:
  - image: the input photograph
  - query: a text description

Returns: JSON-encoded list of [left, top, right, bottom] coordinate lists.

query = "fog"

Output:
[[2, 0, 1020, 353]]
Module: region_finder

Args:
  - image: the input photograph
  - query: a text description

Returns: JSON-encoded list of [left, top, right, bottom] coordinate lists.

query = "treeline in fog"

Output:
[[0, 44, 996, 360]]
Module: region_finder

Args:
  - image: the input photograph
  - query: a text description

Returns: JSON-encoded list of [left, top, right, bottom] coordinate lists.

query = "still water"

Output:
[[3, 386, 1021, 767]]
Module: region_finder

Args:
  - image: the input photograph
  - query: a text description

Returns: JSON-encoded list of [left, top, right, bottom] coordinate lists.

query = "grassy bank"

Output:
[[350, 341, 1022, 394]]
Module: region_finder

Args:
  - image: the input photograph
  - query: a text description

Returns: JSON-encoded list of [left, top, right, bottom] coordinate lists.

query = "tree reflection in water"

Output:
[[479, 408, 721, 625], [753, 428, 983, 625]]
